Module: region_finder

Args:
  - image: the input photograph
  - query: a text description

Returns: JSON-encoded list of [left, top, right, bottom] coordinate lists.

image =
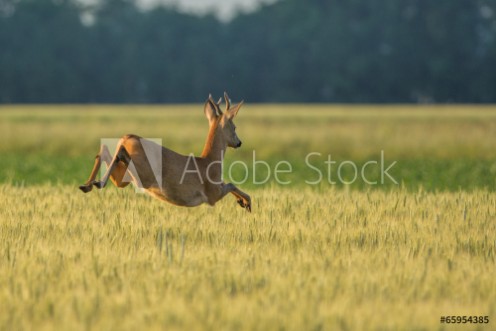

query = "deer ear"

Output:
[[227, 100, 244, 118], [208, 94, 223, 116], [204, 98, 218, 123]]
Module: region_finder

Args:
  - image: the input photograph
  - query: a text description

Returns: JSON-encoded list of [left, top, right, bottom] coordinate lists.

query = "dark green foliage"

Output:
[[1, 0, 495, 103]]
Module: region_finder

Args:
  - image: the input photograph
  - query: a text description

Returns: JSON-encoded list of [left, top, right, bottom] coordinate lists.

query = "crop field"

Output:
[[0, 105, 495, 330]]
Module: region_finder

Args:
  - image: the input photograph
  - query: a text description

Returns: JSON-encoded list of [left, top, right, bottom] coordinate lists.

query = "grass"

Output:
[[1, 185, 495, 331], [0, 105, 495, 190], [0, 105, 495, 330]]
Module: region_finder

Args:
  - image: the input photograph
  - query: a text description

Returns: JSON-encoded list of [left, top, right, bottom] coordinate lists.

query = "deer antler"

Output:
[[224, 92, 231, 111], [216, 97, 223, 115]]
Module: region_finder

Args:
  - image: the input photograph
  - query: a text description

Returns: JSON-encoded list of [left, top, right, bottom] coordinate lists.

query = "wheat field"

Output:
[[0, 105, 495, 330], [1, 185, 495, 331]]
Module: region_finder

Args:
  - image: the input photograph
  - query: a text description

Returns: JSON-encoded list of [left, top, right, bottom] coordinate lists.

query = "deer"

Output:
[[79, 92, 251, 212]]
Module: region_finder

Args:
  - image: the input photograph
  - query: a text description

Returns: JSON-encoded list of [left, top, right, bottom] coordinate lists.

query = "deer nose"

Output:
[[237, 141, 242, 148]]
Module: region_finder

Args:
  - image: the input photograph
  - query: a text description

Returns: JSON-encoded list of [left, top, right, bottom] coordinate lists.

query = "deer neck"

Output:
[[201, 120, 227, 161]]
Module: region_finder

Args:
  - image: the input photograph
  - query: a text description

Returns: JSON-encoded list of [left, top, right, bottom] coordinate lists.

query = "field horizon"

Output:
[[0, 104, 495, 191]]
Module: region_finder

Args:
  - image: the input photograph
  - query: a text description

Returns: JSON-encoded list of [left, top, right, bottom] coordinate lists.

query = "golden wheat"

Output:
[[0, 184, 494, 330]]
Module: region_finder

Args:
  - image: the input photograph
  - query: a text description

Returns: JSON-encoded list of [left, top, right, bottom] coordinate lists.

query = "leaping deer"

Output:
[[79, 93, 251, 212]]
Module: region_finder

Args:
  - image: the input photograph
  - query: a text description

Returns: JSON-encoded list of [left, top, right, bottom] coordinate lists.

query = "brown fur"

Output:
[[79, 93, 251, 212]]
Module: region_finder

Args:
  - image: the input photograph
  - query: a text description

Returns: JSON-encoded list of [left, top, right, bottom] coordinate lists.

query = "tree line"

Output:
[[1, 0, 495, 103]]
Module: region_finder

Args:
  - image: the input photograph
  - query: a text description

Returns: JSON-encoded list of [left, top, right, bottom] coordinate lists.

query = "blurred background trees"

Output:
[[0, 0, 495, 103]]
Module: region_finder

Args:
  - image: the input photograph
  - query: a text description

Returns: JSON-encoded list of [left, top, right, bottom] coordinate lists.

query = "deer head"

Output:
[[204, 92, 244, 148]]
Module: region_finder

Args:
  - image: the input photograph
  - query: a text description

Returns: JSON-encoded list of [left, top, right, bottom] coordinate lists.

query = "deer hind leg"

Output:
[[79, 144, 109, 193], [79, 144, 131, 193], [92, 144, 132, 190]]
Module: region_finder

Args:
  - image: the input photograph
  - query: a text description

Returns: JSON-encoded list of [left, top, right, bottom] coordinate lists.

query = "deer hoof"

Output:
[[93, 181, 105, 189], [79, 184, 93, 193], [237, 198, 251, 212]]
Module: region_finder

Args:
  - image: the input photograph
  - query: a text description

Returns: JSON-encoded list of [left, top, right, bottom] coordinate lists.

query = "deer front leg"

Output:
[[222, 183, 251, 212]]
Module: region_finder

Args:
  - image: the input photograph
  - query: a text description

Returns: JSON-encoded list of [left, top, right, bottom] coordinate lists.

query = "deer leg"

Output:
[[221, 183, 251, 212], [79, 144, 111, 193], [79, 144, 131, 192], [92, 145, 131, 190]]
